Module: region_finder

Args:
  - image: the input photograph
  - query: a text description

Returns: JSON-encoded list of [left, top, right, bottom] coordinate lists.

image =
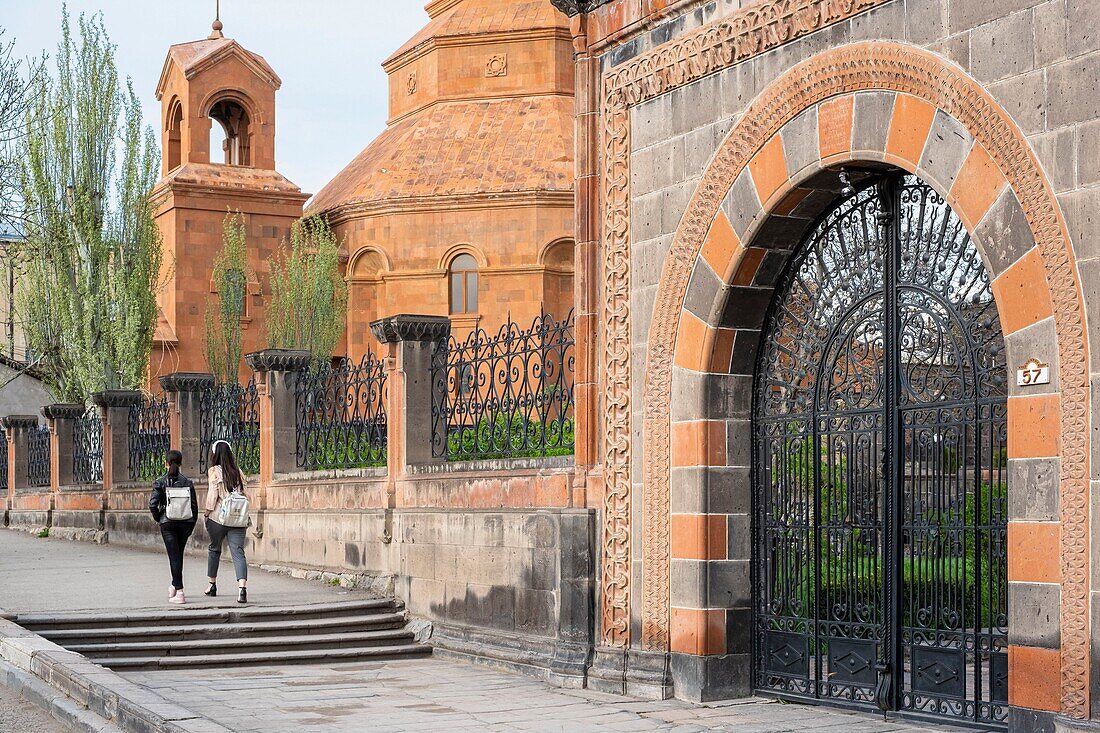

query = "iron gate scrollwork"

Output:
[[752, 173, 1008, 726], [199, 379, 259, 475], [74, 408, 104, 484]]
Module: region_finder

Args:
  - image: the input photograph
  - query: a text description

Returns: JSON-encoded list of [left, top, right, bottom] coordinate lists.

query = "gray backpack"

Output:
[[165, 486, 194, 521]]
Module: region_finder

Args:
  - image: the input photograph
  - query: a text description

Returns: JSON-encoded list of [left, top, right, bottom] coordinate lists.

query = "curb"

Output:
[[0, 618, 231, 733], [1, 658, 125, 733]]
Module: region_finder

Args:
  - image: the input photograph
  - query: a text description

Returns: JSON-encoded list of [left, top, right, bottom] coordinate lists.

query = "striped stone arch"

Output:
[[643, 42, 1090, 717]]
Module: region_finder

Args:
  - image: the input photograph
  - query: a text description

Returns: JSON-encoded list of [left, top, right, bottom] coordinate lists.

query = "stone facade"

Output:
[[561, 0, 1100, 730], [309, 0, 576, 355]]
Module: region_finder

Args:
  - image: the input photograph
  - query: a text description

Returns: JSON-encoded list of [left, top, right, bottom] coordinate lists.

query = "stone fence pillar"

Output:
[[42, 404, 85, 488], [1, 415, 37, 498], [159, 372, 215, 480], [245, 349, 312, 485], [91, 390, 143, 490], [370, 315, 451, 478]]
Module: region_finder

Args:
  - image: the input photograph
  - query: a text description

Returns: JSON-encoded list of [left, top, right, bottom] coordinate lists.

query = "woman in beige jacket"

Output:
[[203, 440, 249, 603]]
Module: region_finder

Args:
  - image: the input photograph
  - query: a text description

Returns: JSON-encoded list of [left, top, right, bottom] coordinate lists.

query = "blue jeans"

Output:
[[205, 518, 248, 581]]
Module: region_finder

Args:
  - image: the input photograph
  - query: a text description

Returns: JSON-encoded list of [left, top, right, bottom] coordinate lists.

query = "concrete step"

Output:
[[36, 612, 408, 643], [94, 642, 432, 670], [68, 628, 416, 659], [16, 598, 401, 631]]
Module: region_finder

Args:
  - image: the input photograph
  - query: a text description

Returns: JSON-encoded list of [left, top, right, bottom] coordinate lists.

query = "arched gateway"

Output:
[[753, 171, 1008, 724]]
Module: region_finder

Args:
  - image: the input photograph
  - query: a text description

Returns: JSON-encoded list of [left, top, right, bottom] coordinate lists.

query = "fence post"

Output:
[[42, 404, 84, 489], [159, 373, 215, 480], [246, 349, 312, 484], [91, 390, 144, 491], [1, 415, 36, 497], [370, 315, 451, 478]]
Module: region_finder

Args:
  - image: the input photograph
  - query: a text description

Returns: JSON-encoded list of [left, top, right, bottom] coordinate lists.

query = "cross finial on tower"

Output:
[[210, 0, 224, 39]]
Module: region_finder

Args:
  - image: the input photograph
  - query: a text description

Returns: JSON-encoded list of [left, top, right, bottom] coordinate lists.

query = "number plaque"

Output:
[[1016, 358, 1050, 387]]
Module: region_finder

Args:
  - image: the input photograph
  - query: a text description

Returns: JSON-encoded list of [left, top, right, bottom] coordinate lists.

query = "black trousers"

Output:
[[160, 522, 195, 590]]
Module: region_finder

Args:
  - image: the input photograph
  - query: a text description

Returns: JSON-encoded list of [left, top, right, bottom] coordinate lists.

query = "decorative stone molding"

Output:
[[406, 71, 417, 96], [244, 349, 312, 373], [549, 0, 613, 16], [486, 53, 508, 77], [1, 415, 38, 429], [158, 372, 216, 392], [629, 41, 1089, 715], [41, 404, 86, 421], [370, 314, 451, 344], [594, 0, 890, 652], [90, 390, 143, 408]]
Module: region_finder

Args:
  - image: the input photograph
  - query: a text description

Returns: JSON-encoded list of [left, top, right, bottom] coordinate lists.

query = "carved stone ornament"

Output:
[[486, 53, 508, 77], [90, 390, 144, 408], [371, 314, 452, 344], [1, 414, 39, 429], [406, 71, 417, 96], [159, 372, 217, 393], [593, 0, 893, 652], [244, 349, 312, 373], [549, 0, 613, 16], [41, 403, 86, 421]]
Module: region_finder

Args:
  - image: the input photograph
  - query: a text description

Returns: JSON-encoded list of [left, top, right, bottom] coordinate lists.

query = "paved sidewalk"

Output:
[[0, 528, 355, 613], [129, 659, 978, 733], [0, 683, 73, 733], [0, 529, 980, 733]]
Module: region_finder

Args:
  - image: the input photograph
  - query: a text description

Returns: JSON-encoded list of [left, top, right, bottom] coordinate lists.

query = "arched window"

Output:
[[208, 98, 251, 166], [166, 99, 183, 171], [449, 254, 478, 314]]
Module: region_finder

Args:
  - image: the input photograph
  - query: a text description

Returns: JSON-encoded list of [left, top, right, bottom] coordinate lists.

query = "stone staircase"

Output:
[[15, 598, 431, 670]]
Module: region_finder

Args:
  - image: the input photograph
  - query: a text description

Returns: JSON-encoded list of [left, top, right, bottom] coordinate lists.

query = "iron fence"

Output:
[[199, 379, 259, 475], [431, 310, 575, 460], [74, 408, 104, 484], [295, 353, 387, 470], [27, 424, 50, 487], [0, 428, 8, 493], [128, 395, 170, 482]]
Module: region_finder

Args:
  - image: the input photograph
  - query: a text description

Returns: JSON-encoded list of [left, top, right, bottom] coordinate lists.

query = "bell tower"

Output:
[[150, 18, 309, 383]]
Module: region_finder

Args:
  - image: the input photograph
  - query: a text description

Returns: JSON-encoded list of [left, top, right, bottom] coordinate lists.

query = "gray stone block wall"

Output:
[[609, 0, 1100, 709]]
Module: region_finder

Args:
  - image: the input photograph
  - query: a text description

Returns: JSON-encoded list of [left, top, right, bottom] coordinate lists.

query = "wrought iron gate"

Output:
[[752, 173, 1008, 726]]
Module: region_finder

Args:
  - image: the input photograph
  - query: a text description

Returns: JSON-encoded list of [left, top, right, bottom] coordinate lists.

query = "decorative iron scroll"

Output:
[[128, 396, 169, 482], [597, 0, 892, 651], [295, 354, 387, 470], [199, 379, 260, 475], [0, 428, 8, 492], [26, 424, 50, 488], [431, 311, 575, 461], [74, 408, 104, 484]]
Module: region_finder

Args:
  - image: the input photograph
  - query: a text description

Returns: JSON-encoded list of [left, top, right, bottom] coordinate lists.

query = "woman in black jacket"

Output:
[[149, 449, 199, 604]]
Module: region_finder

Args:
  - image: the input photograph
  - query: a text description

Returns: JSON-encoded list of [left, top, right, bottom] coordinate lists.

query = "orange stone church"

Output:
[[149, 0, 575, 378]]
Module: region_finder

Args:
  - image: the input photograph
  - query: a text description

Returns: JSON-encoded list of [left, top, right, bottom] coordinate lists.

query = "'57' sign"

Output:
[[1016, 358, 1051, 387]]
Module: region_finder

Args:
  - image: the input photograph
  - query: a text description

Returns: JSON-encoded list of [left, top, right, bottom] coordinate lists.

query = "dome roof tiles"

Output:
[[310, 95, 573, 215]]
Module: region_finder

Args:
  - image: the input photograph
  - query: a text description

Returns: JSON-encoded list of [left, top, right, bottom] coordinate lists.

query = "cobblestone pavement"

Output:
[[0, 684, 72, 733], [130, 658, 979, 733], [0, 528, 355, 613]]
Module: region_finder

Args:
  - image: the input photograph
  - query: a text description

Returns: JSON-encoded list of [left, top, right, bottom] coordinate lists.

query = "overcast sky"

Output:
[[0, 1, 430, 197]]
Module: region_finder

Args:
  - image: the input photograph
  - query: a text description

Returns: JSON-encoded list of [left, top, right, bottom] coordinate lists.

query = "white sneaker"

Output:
[[169, 590, 186, 605], [168, 585, 177, 600]]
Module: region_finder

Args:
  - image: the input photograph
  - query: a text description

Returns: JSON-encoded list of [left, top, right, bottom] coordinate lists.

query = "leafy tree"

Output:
[[0, 29, 41, 230], [267, 215, 347, 364], [205, 211, 249, 385], [15, 10, 163, 401]]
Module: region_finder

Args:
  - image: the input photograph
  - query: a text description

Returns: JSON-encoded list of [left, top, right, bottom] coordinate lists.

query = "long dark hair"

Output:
[[210, 441, 243, 492]]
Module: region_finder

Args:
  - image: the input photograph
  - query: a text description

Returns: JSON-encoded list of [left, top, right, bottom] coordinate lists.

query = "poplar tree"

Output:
[[16, 10, 163, 401], [205, 211, 249, 385], [267, 216, 347, 365]]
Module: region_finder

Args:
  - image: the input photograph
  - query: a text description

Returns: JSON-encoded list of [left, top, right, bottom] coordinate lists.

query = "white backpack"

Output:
[[215, 490, 250, 528], [165, 486, 194, 521]]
